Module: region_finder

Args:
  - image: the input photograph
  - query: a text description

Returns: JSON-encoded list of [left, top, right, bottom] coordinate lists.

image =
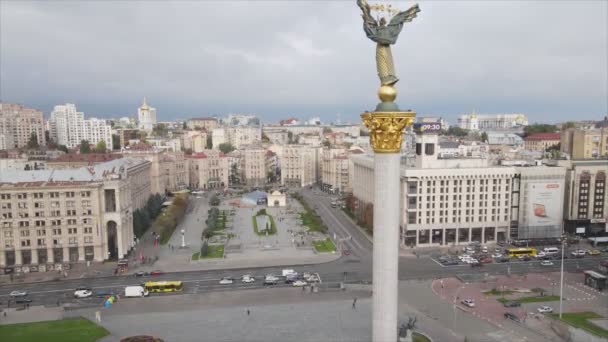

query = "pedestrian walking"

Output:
[[352, 298, 357, 309], [247, 309, 250, 316]]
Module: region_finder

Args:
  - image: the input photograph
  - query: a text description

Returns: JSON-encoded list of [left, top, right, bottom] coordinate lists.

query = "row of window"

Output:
[[5, 227, 93, 237], [0, 200, 92, 210], [0, 191, 91, 200], [4, 236, 95, 248], [407, 212, 510, 225]]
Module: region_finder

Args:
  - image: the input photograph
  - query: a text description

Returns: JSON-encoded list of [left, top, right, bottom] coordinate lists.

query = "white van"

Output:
[[543, 247, 559, 255], [125, 285, 149, 298]]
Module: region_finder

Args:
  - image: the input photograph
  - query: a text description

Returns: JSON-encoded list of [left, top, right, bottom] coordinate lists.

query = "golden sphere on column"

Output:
[[378, 85, 397, 103]]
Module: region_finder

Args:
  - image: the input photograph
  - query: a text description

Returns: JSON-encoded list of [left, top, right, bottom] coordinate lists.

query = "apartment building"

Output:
[[280, 145, 319, 187], [321, 148, 351, 193], [458, 113, 528, 131], [187, 150, 229, 190], [0, 158, 151, 269], [561, 128, 608, 159], [48, 103, 112, 149], [219, 126, 262, 149], [523, 133, 560, 152], [187, 117, 218, 131], [0, 103, 46, 150], [181, 131, 208, 153], [240, 145, 267, 187]]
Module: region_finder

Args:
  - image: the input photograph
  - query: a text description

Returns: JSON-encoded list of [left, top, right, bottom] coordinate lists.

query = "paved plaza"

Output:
[[131, 195, 338, 274]]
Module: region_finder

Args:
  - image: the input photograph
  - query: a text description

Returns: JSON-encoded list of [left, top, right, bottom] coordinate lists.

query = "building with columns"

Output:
[[280, 145, 319, 187], [0, 158, 151, 270], [458, 113, 528, 131], [187, 150, 229, 190], [240, 145, 267, 187]]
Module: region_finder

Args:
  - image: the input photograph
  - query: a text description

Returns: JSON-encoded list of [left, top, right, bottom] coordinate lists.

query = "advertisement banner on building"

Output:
[[527, 182, 562, 227]]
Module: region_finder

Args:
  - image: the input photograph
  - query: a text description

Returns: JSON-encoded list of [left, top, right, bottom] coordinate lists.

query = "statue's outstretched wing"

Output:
[[388, 3, 420, 27], [357, 0, 377, 27]]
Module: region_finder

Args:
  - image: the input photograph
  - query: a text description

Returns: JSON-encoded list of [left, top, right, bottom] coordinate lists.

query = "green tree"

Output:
[[480, 132, 488, 143], [209, 194, 220, 206], [206, 135, 213, 149], [27, 132, 39, 149], [79, 140, 91, 154], [523, 124, 557, 137], [95, 140, 107, 153], [446, 127, 469, 137], [200, 240, 209, 256], [182, 121, 188, 130], [58, 145, 69, 153], [218, 143, 235, 154], [323, 140, 331, 147], [112, 134, 121, 150]]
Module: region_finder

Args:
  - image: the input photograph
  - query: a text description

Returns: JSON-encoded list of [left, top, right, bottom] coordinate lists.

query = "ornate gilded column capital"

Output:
[[361, 111, 416, 153]]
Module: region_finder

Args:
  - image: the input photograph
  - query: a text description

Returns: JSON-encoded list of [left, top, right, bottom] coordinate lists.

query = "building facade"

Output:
[[561, 128, 608, 159], [0, 158, 151, 269], [321, 148, 351, 193], [559, 159, 608, 237], [48, 104, 112, 149], [187, 151, 229, 190], [523, 133, 560, 152], [240, 145, 267, 187], [280, 145, 318, 187], [458, 113, 528, 131], [187, 118, 218, 131], [0, 103, 46, 150]]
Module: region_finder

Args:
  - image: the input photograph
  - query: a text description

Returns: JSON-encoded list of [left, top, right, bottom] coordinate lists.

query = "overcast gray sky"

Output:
[[1, 0, 606, 124]]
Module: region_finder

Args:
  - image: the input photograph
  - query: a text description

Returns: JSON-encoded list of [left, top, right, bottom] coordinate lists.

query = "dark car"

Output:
[[471, 262, 483, 268], [263, 280, 278, 286], [503, 301, 521, 308], [135, 271, 149, 277], [520, 256, 532, 262], [504, 312, 521, 322], [497, 257, 510, 263], [15, 298, 33, 304], [95, 290, 115, 298], [443, 260, 459, 266]]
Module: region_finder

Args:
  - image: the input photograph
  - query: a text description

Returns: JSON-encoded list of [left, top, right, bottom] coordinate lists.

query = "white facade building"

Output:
[[458, 113, 528, 131], [49, 103, 111, 149], [280, 145, 319, 187], [137, 98, 157, 131]]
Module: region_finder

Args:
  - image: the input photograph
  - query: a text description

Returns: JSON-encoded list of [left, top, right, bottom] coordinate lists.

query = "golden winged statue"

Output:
[[356, 0, 420, 86]]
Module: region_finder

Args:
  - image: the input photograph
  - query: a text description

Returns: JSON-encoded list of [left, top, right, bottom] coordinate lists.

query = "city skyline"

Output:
[[1, 1, 606, 124]]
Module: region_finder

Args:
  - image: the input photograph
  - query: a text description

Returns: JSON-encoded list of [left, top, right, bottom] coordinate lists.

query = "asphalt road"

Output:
[[0, 188, 606, 309]]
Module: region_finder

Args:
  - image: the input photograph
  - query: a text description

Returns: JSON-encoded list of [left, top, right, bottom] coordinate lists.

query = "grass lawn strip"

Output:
[[0, 317, 108, 342], [192, 245, 224, 260], [497, 295, 560, 304], [550, 312, 608, 338], [313, 238, 336, 253]]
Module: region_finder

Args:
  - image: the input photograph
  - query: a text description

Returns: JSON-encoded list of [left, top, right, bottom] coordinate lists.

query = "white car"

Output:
[[219, 278, 234, 285], [74, 288, 93, 298], [10, 290, 27, 297], [461, 299, 475, 307], [265, 274, 279, 281], [571, 250, 586, 257], [537, 306, 553, 313], [292, 280, 307, 287], [241, 275, 255, 283], [540, 260, 554, 266], [536, 252, 546, 258], [492, 254, 503, 259]]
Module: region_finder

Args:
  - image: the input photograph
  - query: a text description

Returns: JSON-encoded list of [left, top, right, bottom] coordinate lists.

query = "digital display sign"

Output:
[[413, 122, 442, 134]]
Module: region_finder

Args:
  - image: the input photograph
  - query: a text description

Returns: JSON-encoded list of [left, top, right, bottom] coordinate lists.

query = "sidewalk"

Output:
[[0, 305, 64, 325]]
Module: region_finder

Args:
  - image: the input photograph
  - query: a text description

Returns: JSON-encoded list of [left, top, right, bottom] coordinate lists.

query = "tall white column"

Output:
[[373, 153, 401, 342]]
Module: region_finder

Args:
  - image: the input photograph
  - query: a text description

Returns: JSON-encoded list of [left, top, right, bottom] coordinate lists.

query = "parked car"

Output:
[[219, 277, 234, 285], [134, 271, 149, 277], [497, 257, 510, 263], [503, 301, 521, 308], [443, 260, 459, 266], [150, 270, 164, 276], [540, 260, 554, 266], [492, 253, 503, 259], [9, 290, 27, 297], [537, 306, 554, 313], [461, 299, 475, 307], [471, 262, 483, 268], [480, 257, 493, 264], [588, 249, 601, 256], [292, 280, 307, 287], [504, 312, 520, 322]]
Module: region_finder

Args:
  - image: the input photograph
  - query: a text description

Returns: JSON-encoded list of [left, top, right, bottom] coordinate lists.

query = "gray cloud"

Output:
[[1, 1, 606, 124]]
